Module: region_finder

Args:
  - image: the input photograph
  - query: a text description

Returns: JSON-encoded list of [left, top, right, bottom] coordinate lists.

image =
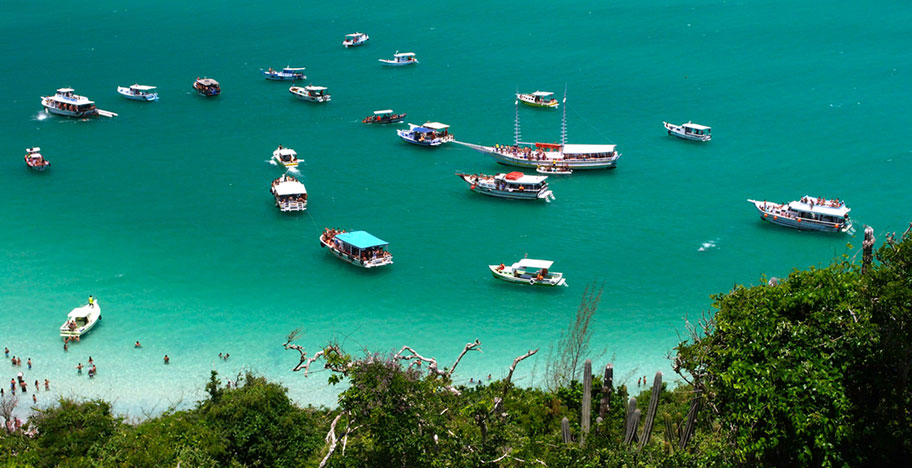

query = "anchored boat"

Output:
[[24, 147, 50, 171], [489, 259, 567, 287], [343, 32, 369, 48], [456, 171, 554, 201], [363, 109, 406, 124], [517, 91, 559, 108], [60, 300, 101, 339], [664, 121, 711, 142], [379, 51, 418, 66], [747, 196, 852, 233], [193, 77, 221, 96], [289, 85, 331, 102], [262, 67, 306, 81], [271, 174, 307, 212], [320, 229, 393, 268], [397, 122, 453, 146], [116, 84, 158, 101], [272, 145, 299, 168], [41, 88, 117, 118]]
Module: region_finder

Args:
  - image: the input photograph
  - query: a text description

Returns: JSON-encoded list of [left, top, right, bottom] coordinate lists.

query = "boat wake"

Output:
[[698, 239, 718, 252], [286, 166, 301, 175], [34, 111, 48, 121], [267, 159, 278, 166]]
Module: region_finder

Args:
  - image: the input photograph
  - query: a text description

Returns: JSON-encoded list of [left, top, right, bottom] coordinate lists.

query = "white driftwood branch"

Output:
[[447, 339, 482, 378], [494, 349, 539, 414], [319, 414, 343, 468], [394, 345, 443, 375]]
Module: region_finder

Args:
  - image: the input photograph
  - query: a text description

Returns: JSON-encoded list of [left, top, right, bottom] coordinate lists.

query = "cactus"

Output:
[[663, 413, 675, 454], [561, 417, 572, 444], [638, 371, 662, 450], [623, 397, 639, 445], [580, 359, 592, 446], [625, 409, 641, 446], [598, 363, 613, 419], [679, 394, 700, 450]]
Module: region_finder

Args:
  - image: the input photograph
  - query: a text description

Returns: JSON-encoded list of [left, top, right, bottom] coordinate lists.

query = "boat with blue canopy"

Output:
[[397, 122, 453, 147], [262, 67, 307, 81], [320, 229, 393, 268]]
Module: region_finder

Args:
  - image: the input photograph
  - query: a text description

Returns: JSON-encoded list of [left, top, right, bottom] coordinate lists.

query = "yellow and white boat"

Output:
[[272, 145, 299, 168], [517, 91, 559, 108]]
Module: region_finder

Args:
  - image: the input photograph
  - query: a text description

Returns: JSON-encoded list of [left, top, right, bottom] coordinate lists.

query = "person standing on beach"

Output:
[[76, 363, 83, 374], [44, 379, 49, 391], [163, 355, 170, 364]]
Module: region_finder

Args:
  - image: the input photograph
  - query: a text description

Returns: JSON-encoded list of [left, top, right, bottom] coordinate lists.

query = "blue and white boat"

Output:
[[116, 84, 158, 101], [379, 51, 418, 66], [397, 122, 453, 147], [262, 67, 306, 81], [747, 197, 852, 233], [320, 229, 393, 268]]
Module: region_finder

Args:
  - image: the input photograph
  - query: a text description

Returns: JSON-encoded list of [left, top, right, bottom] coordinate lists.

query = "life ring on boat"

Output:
[[773, 216, 778, 220], [797, 218, 802, 223], [529, 279, 536, 285], [764, 213, 768, 218]]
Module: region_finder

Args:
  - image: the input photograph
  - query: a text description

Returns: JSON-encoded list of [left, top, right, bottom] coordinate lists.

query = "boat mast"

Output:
[[514, 98, 522, 146], [560, 85, 568, 146]]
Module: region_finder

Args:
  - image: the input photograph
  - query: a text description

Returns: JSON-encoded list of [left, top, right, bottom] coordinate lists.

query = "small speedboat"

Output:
[[24, 147, 50, 171], [262, 67, 306, 81], [363, 109, 406, 124], [517, 91, 559, 108], [343, 32, 369, 48], [664, 121, 711, 141], [536, 164, 572, 175], [116, 84, 158, 101], [60, 300, 102, 339], [41, 88, 117, 118], [193, 77, 221, 97], [747, 196, 852, 233], [379, 51, 418, 66], [271, 174, 307, 212], [272, 145, 299, 168], [320, 228, 393, 268], [289, 85, 331, 102], [489, 259, 567, 287], [456, 171, 555, 201], [397, 122, 453, 146]]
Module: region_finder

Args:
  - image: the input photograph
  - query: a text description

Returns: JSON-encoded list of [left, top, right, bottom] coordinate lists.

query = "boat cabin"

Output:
[[682, 122, 710, 138], [495, 172, 547, 191], [788, 196, 850, 223], [194, 78, 220, 96], [343, 32, 369, 47], [305, 86, 328, 98], [128, 85, 156, 96], [47, 88, 96, 111], [392, 52, 416, 63], [334, 231, 388, 257], [510, 259, 556, 279], [558, 144, 618, 160], [271, 175, 307, 211]]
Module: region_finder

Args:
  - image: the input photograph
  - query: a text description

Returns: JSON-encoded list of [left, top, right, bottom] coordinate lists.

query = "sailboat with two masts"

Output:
[[454, 89, 621, 170]]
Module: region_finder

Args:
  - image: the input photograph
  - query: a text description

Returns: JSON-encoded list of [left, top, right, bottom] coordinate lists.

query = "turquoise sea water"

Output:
[[2, 1, 912, 416]]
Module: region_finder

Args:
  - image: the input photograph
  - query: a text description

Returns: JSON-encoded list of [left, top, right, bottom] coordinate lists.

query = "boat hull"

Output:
[[458, 175, 553, 201], [26, 161, 50, 171], [748, 200, 850, 233], [117, 88, 158, 101], [320, 236, 392, 268], [289, 88, 330, 102], [379, 59, 418, 66], [517, 94, 559, 108], [275, 199, 307, 212], [488, 265, 566, 287], [42, 101, 97, 118], [343, 38, 368, 48], [466, 145, 619, 170]]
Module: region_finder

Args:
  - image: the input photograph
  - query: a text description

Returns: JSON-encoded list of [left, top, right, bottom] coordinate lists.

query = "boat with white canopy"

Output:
[[517, 91, 559, 108], [272, 145, 299, 168], [289, 85, 331, 102], [456, 171, 554, 201], [489, 259, 567, 287], [262, 67, 307, 81], [664, 121, 711, 141], [343, 32, 369, 48], [60, 300, 101, 339], [271, 174, 307, 212], [363, 109, 406, 124], [747, 196, 852, 233], [24, 147, 50, 171], [536, 163, 572, 175], [379, 51, 418, 66], [41, 88, 117, 118], [397, 122, 453, 146], [117, 84, 158, 101], [320, 229, 393, 268]]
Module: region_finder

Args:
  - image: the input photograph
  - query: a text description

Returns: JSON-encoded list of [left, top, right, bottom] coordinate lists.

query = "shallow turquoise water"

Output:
[[2, 0, 911, 415]]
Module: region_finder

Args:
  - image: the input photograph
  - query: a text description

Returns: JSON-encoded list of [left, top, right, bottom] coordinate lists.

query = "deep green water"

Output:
[[2, 1, 911, 415]]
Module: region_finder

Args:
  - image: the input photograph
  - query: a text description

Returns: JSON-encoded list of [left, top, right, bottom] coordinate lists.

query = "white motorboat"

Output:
[[536, 164, 572, 175], [456, 171, 555, 201], [489, 259, 567, 287], [379, 51, 418, 66], [60, 300, 102, 339], [456, 93, 619, 170], [320, 229, 393, 268], [289, 85, 331, 102], [664, 121, 711, 141], [272, 145, 299, 168], [747, 196, 852, 233], [343, 32, 369, 48], [262, 67, 306, 81], [397, 122, 453, 146], [116, 84, 158, 101], [24, 147, 50, 171], [271, 174, 307, 212], [517, 91, 559, 108], [41, 88, 117, 118]]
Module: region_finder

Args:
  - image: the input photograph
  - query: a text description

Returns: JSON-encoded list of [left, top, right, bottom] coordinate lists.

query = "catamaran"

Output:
[[456, 171, 554, 201], [489, 259, 567, 287], [320, 229, 393, 268], [747, 196, 852, 233]]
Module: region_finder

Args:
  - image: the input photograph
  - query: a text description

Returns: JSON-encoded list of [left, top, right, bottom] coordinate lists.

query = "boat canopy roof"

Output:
[[282, 67, 306, 71], [346, 33, 365, 37], [67, 305, 95, 319], [305, 85, 327, 91], [130, 84, 157, 91], [683, 122, 710, 130], [57, 88, 75, 93], [788, 199, 850, 217], [413, 127, 434, 134], [197, 78, 219, 86], [394, 52, 416, 57], [422, 122, 449, 130], [515, 259, 553, 270], [374, 109, 394, 114], [336, 231, 388, 249], [499, 172, 547, 184], [561, 144, 617, 154], [273, 181, 307, 196], [275, 148, 297, 157], [531, 91, 554, 97], [27, 147, 40, 153]]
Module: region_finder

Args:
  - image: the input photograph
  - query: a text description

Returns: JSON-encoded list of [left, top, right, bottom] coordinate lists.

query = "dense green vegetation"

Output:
[[1, 228, 909, 467]]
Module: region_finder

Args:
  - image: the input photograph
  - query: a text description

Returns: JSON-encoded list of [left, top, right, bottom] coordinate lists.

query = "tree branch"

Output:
[[494, 349, 539, 414], [319, 414, 343, 468], [447, 339, 482, 378]]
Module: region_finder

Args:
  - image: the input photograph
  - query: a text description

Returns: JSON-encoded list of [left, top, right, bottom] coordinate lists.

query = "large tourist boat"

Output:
[[116, 84, 158, 101], [289, 85, 331, 102], [664, 121, 711, 142], [272, 145, 299, 168], [262, 67, 307, 81], [456, 171, 555, 201], [379, 51, 418, 66], [456, 94, 620, 170], [60, 300, 101, 339], [342, 32, 369, 48], [271, 174, 307, 212], [747, 196, 852, 233], [489, 259, 567, 287], [363, 109, 406, 124], [397, 122, 453, 146], [193, 77, 221, 96], [517, 91, 559, 108], [24, 147, 50, 171], [41, 88, 117, 118], [320, 229, 393, 268]]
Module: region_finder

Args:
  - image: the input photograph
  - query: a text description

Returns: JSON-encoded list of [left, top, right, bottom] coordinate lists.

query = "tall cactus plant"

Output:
[[623, 397, 639, 445], [638, 371, 662, 450], [679, 393, 700, 449], [580, 359, 592, 446], [561, 417, 572, 444], [599, 363, 613, 419]]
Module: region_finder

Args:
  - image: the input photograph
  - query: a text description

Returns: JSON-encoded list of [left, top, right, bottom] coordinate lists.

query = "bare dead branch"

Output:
[[494, 349, 539, 415], [318, 414, 343, 468], [446, 339, 482, 378]]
